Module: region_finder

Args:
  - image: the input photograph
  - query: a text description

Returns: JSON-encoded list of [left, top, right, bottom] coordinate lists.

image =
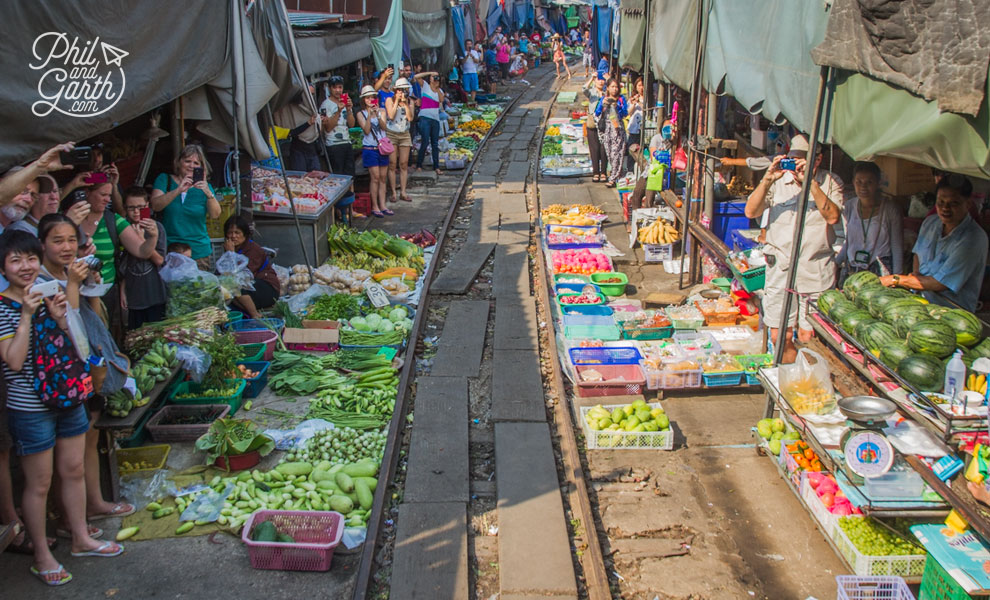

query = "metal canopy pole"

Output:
[[770, 65, 832, 372], [231, 0, 241, 204], [677, 0, 708, 289]]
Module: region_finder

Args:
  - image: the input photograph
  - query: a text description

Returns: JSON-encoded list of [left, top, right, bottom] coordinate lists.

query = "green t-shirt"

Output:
[[153, 173, 215, 260], [92, 213, 129, 284]]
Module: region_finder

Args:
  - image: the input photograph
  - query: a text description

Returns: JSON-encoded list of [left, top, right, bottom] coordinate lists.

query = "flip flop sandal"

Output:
[[399, 193, 412, 202], [88, 502, 135, 521], [55, 524, 103, 540], [71, 540, 123, 558], [372, 211, 385, 218], [382, 209, 395, 216], [30, 564, 72, 586]]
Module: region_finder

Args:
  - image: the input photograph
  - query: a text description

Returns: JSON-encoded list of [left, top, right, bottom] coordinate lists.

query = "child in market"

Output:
[[167, 242, 192, 258], [120, 187, 167, 329]]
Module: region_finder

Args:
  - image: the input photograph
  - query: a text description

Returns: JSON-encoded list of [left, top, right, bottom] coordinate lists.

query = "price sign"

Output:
[[365, 282, 390, 308]]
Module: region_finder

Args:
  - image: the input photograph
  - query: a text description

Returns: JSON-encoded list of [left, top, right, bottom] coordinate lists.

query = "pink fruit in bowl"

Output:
[[806, 472, 826, 488], [820, 492, 835, 508], [831, 503, 852, 516], [817, 478, 838, 495]]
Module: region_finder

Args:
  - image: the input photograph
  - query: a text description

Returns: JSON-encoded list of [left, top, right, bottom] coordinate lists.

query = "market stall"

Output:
[[541, 116, 593, 177]]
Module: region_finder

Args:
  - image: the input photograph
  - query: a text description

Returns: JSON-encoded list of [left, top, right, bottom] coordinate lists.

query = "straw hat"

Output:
[[394, 77, 411, 89], [359, 85, 377, 98]]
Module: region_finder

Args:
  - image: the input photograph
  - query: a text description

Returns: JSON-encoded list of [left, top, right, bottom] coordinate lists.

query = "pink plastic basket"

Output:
[[835, 575, 915, 600], [233, 330, 279, 361], [574, 363, 645, 397], [242, 510, 344, 571]]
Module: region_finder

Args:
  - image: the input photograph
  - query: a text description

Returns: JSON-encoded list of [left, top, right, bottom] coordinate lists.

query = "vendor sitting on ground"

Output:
[[837, 161, 903, 282], [880, 174, 987, 312], [221, 216, 280, 320], [744, 134, 844, 363]]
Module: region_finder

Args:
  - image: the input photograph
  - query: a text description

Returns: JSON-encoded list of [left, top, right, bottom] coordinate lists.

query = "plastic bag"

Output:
[[285, 284, 338, 314], [262, 418, 334, 451], [160, 253, 224, 317], [778, 348, 836, 415], [119, 469, 171, 508], [173, 344, 211, 383], [216, 251, 255, 303], [179, 482, 235, 523], [273, 263, 290, 296]]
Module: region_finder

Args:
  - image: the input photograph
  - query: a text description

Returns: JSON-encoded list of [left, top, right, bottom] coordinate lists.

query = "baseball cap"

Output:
[[787, 134, 809, 157]]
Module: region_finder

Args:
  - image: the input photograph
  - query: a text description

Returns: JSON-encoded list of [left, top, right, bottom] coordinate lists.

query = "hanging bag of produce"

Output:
[[646, 162, 666, 192], [778, 348, 836, 415], [215, 251, 255, 304], [160, 252, 224, 318]]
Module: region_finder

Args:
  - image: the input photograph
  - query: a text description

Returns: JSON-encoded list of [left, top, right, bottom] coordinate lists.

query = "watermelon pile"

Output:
[[816, 277, 990, 393]]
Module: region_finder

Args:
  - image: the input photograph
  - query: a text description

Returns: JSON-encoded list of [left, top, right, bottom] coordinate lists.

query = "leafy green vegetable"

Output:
[[202, 333, 241, 390], [308, 293, 362, 321], [273, 300, 303, 328], [195, 418, 275, 465]]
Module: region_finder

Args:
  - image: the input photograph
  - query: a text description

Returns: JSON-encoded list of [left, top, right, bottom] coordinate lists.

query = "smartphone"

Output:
[[29, 280, 61, 298], [192, 167, 204, 181], [320, 108, 327, 117], [341, 93, 349, 105], [71, 189, 88, 204], [84, 171, 109, 185], [59, 146, 92, 167], [139, 207, 151, 220], [388, 64, 394, 71], [779, 158, 796, 171]]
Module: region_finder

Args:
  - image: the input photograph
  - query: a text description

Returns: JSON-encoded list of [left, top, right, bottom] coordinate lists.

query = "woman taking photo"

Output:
[[150, 145, 221, 269], [584, 77, 607, 182], [76, 178, 159, 325], [385, 78, 416, 203], [356, 85, 391, 218], [37, 214, 135, 540], [594, 77, 629, 187], [838, 161, 903, 282], [552, 34, 571, 79], [415, 74, 445, 177], [221, 215, 280, 320], [0, 230, 121, 586]]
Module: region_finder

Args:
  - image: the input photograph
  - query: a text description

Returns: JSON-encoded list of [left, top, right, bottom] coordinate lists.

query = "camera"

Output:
[[779, 158, 796, 171], [59, 146, 93, 167], [76, 255, 104, 272]]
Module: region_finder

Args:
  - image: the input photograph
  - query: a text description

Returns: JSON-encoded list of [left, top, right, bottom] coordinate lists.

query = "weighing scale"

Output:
[[838, 396, 897, 485]]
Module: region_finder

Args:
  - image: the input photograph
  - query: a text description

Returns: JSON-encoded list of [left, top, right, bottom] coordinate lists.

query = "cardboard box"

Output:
[[874, 156, 934, 197], [283, 320, 340, 351]]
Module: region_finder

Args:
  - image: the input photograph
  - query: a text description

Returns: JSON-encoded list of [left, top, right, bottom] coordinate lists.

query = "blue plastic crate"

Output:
[[703, 371, 744, 387], [568, 346, 642, 366], [237, 361, 271, 399], [745, 373, 761, 386], [227, 318, 285, 333], [559, 304, 614, 317]]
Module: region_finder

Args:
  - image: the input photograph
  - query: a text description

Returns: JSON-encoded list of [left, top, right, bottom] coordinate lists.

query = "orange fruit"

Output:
[[674, 200, 683, 208]]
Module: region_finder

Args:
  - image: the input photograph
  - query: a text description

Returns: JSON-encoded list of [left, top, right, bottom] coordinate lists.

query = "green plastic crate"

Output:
[[168, 379, 246, 415], [728, 250, 766, 292], [240, 343, 265, 362], [920, 555, 990, 600]]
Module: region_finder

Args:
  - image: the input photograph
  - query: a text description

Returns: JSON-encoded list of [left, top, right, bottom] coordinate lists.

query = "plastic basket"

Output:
[[116, 444, 171, 474], [555, 282, 602, 295], [832, 518, 927, 578], [659, 368, 703, 389], [240, 343, 266, 362], [643, 241, 678, 263], [579, 402, 673, 450], [920, 555, 988, 600], [664, 306, 705, 330], [559, 304, 614, 317], [836, 576, 915, 600], [799, 473, 839, 534], [557, 292, 606, 310], [146, 404, 231, 442], [237, 361, 271, 399], [168, 379, 247, 415], [554, 273, 590, 285], [227, 310, 244, 323], [564, 324, 621, 341], [620, 321, 674, 341], [728, 253, 766, 292], [590, 272, 628, 296], [574, 363, 645, 397], [242, 510, 345, 572], [702, 371, 744, 387], [544, 224, 603, 249], [228, 318, 285, 333], [569, 346, 642, 366], [233, 330, 279, 361]]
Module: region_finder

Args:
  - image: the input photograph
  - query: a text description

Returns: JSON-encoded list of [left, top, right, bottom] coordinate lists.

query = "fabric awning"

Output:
[[295, 31, 372, 74], [617, 0, 645, 72], [0, 0, 229, 170], [647, 0, 699, 91], [371, 0, 403, 70], [812, 0, 990, 117], [832, 69, 990, 180]]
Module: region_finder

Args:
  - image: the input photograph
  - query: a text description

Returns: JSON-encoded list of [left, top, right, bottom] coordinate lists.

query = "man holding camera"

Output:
[[744, 134, 844, 363], [319, 75, 356, 176]]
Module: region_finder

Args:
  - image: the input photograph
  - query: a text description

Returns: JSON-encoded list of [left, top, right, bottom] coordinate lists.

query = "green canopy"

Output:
[[832, 69, 990, 179]]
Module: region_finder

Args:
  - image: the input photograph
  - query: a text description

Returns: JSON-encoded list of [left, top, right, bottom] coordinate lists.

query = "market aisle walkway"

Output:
[[389, 64, 578, 599], [534, 75, 847, 598]]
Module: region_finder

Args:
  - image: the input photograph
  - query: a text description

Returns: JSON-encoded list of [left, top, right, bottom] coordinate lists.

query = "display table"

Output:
[[252, 175, 351, 267]]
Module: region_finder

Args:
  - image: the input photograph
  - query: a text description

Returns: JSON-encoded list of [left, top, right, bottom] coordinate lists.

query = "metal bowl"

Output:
[[837, 395, 897, 424], [699, 288, 722, 300]]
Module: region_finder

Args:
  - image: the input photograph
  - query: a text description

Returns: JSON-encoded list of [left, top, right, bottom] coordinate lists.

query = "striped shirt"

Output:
[[92, 213, 129, 284], [0, 298, 44, 411], [419, 86, 441, 122]]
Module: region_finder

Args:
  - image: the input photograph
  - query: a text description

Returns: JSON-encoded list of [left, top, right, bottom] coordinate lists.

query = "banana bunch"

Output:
[[542, 204, 567, 216], [106, 388, 140, 418], [967, 373, 988, 395], [638, 219, 680, 245]]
